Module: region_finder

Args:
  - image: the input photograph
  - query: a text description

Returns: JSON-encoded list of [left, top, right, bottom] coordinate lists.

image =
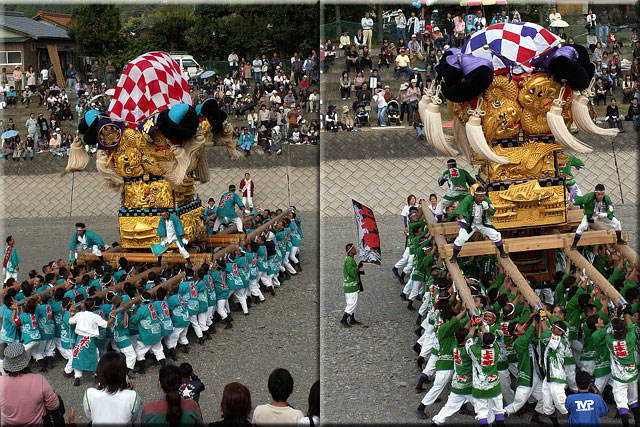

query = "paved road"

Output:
[[321, 207, 638, 424], [4, 214, 318, 424]]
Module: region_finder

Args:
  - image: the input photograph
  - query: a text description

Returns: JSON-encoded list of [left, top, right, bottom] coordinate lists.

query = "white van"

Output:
[[170, 53, 201, 80]]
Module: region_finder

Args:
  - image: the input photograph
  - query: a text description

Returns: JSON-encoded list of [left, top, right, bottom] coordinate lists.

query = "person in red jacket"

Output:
[[239, 172, 254, 212]]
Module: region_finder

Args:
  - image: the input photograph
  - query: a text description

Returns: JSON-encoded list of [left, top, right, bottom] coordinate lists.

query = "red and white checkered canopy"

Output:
[[108, 51, 192, 124], [463, 22, 561, 74]]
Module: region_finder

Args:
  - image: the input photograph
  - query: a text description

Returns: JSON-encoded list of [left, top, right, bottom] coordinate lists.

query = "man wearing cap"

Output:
[[474, 10, 486, 30], [592, 309, 639, 426], [571, 183, 625, 249], [156, 211, 191, 267], [373, 86, 388, 127], [69, 223, 105, 265], [395, 10, 408, 45], [0, 342, 61, 424], [435, 159, 476, 223], [408, 34, 424, 61], [3, 235, 20, 283], [240, 172, 254, 213], [361, 12, 374, 51], [450, 186, 508, 262], [204, 197, 217, 220], [341, 243, 364, 327], [214, 185, 245, 233], [395, 49, 412, 79], [539, 319, 570, 426]]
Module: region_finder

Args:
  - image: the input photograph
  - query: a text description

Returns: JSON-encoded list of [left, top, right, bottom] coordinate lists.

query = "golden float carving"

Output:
[[123, 180, 174, 209], [479, 141, 563, 182], [483, 76, 521, 143], [490, 181, 567, 229], [118, 207, 204, 250], [106, 121, 211, 249]]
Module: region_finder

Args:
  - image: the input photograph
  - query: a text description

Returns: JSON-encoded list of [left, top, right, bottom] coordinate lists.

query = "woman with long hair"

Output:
[[142, 364, 202, 425], [83, 352, 141, 424], [210, 382, 252, 425], [297, 380, 319, 425]]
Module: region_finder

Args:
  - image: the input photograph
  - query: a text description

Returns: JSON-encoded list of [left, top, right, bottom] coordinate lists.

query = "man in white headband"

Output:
[[571, 183, 625, 249], [540, 319, 570, 426], [450, 186, 507, 263]]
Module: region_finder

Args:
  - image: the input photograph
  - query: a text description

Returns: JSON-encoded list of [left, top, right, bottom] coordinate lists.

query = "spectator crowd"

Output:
[[323, 6, 640, 134], [197, 49, 320, 154]]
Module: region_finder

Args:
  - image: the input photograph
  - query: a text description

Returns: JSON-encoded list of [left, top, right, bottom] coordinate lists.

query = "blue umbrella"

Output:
[[1, 130, 18, 140], [199, 70, 216, 79]]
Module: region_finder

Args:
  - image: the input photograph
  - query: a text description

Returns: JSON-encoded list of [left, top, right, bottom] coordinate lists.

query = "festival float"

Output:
[[418, 22, 638, 311], [63, 52, 279, 265]]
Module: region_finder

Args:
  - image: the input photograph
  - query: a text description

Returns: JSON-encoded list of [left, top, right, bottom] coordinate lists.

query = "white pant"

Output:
[[165, 326, 188, 348], [435, 198, 457, 217], [197, 311, 209, 331], [72, 244, 102, 262], [394, 247, 413, 275], [407, 280, 423, 301], [189, 314, 203, 337], [39, 338, 55, 358], [289, 247, 299, 264], [134, 340, 165, 361], [229, 288, 249, 314], [475, 394, 504, 423], [242, 196, 253, 209], [216, 299, 229, 319], [505, 374, 544, 415], [536, 288, 555, 305], [259, 271, 274, 289], [421, 369, 453, 405], [595, 373, 613, 395], [344, 292, 358, 315], [565, 363, 577, 393], [3, 269, 17, 283], [161, 236, 190, 259], [112, 342, 136, 370], [24, 340, 44, 360], [423, 353, 438, 377], [59, 348, 73, 374], [580, 359, 596, 375], [454, 223, 502, 247], [542, 379, 568, 415], [576, 214, 622, 235], [282, 252, 297, 274], [432, 392, 473, 425], [499, 368, 515, 404], [214, 216, 243, 232], [249, 278, 264, 300], [613, 379, 639, 411]]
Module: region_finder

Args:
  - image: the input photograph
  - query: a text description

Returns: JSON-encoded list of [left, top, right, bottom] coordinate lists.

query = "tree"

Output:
[[187, 4, 319, 64], [149, 5, 195, 52], [68, 5, 124, 57]]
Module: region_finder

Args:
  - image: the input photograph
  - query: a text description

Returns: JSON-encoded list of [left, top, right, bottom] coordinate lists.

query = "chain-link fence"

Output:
[[0, 165, 318, 219]]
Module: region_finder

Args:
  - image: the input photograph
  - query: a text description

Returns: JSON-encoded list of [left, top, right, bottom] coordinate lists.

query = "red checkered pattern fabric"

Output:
[[108, 51, 192, 124], [463, 22, 561, 74]]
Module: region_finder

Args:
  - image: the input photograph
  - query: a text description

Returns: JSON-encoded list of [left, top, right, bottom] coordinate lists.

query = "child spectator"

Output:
[[178, 362, 205, 404]]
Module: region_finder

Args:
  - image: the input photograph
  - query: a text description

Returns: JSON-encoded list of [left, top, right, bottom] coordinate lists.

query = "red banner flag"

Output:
[[352, 199, 381, 265]]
